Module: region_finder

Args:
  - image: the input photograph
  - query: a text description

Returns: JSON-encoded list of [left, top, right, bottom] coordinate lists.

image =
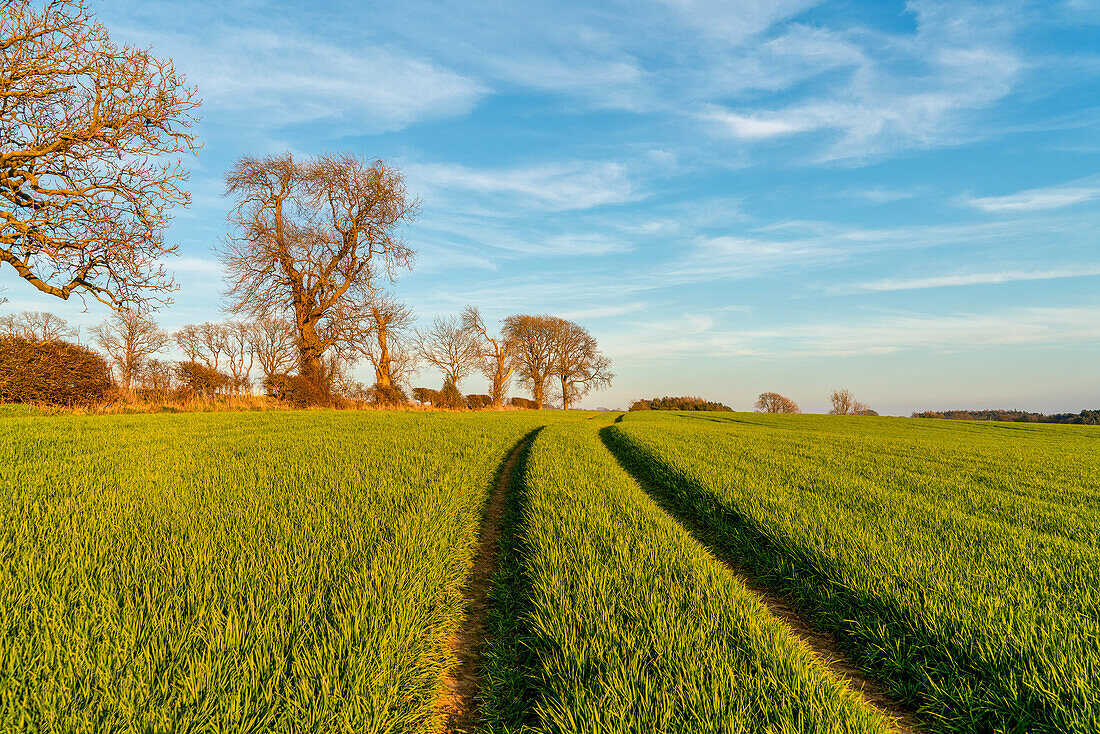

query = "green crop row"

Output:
[[479, 416, 891, 734], [0, 410, 550, 733], [606, 411, 1100, 733]]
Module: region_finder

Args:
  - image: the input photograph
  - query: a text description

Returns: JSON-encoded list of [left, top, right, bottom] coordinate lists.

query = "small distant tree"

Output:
[[0, 0, 199, 309], [138, 358, 174, 394], [92, 310, 169, 390], [177, 361, 230, 398], [463, 305, 514, 407], [756, 392, 800, 414], [221, 321, 255, 394], [438, 378, 463, 410], [0, 312, 77, 341], [249, 315, 298, 382], [415, 315, 480, 391], [509, 396, 537, 410], [829, 388, 874, 416], [550, 319, 612, 410], [412, 386, 435, 406], [502, 314, 558, 409], [465, 394, 492, 410]]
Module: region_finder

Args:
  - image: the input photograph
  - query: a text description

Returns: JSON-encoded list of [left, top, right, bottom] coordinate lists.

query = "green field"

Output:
[[1, 409, 1096, 732]]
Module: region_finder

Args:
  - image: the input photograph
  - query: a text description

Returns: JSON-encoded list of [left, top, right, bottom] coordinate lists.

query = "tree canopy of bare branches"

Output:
[[350, 293, 416, 390], [415, 314, 480, 388], [502, 314, 559, 410], [219, 153, 418, 382], [91, 309, 168, 389], [550, 319, 612, 410], [249, 315, 297, 381], [829, 388, 875, 416], [221, 320, 254, 394], [463, 305, 513, 407], [0, 0, 199, 310], [0, 310, 75, 341], [756, 392, 801, 414]]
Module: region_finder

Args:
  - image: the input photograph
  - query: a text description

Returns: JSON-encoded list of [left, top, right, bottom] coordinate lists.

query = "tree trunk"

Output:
[[375, 326, 394, 388], [560, 376, 570, 410], [533, 380, 544, 410]]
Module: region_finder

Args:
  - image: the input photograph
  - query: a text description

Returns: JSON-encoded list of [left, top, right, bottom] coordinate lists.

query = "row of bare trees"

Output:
[[0, 3, 616, 409], [754, 389, 877, 415], [411, 310, 613, 409]]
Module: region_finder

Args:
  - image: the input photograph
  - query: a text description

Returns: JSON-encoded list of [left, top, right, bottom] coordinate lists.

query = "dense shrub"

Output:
[[176, 361, 231, 397], [371, 383, 408, 407], [465, 394, 492, 410], [412, 387, 437, 406], [0, 337, 111, 406], [509, 396, 537, 410], [438, 379, 463, 410], [263, 373, 332, 407], [629, 396, 732, 412]]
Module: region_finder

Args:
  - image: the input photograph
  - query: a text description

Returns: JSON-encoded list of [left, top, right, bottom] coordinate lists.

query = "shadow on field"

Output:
[[473, 426, 545, 733], [597, 424, 930, 734]]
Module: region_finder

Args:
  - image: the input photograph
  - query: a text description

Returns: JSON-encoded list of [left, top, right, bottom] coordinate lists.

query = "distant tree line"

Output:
[[629, 396, 733, 412], [913, 409, 1100, 425]]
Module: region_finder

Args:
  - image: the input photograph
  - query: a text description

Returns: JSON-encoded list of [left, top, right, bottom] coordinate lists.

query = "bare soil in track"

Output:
[[600, 425, 923, 734], [438, 437, 528, 733], [724, 563, 923, 733]]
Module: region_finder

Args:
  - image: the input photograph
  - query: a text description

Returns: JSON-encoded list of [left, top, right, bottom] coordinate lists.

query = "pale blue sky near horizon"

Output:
[[2, 0, 1099, 414]]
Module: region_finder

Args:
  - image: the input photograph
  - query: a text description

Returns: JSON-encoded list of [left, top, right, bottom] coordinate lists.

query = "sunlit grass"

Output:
[[480, 416, 890, 733], [607, 411, 1100, 733], [0, 410, 551, 733]]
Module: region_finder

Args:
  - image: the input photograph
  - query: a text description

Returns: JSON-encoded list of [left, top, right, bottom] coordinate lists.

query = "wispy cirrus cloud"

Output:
[[964, 182, 1100, 212], [406, 160, 642, 212], [702, 1, 1025, 159], [850, 267, 1100, 293]]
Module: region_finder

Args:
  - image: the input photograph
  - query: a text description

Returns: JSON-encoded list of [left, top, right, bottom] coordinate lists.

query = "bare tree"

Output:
[[0, 311, 76, 341], [550, 319, 613, 410], [502, 314, 559, 410], [173, 323, 202, 363], [352, 293, 416, 391], [829, 388, 874, 416], [415, 314, 480, 389], [463, 305, 514, 408], [221, 321, 254, 394], [91, 309, 169, 389], [175, 321, 225, 369], [249, 315, 297, 381], [0, 0, 199, 310], [219, 153, 418, 383], [756, 392, 801, 414]]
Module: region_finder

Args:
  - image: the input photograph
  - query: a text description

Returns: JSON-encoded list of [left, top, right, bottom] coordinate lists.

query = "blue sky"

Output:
[[3, 0, 1099, 413]]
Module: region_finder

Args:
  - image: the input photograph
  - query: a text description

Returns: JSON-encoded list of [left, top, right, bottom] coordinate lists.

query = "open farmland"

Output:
[[0, 410, 550, 732], [1, 409, 1097, 733], [606, 412, 1100, 733]]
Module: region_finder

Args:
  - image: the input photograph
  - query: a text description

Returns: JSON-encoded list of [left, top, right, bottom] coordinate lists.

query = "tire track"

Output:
[[438, 434, 531, 733], [599, 423, 923, 734]]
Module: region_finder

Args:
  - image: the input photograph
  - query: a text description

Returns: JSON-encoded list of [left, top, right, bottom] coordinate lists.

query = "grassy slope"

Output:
[[0, 410, 552, 733], [607, 411, 1100, 733], [480, 415, 890, 734]]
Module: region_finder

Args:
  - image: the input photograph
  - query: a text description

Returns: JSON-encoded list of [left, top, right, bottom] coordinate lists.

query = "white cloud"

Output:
[[105, 12, 484, 134], [965, 186, 1100, 212], [702, 2, 1025, 159], [853, 267, 1100, 292], [406, 160, 641, 211], [610, 304, 1100, 362], [703, 107, 806, 139]]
